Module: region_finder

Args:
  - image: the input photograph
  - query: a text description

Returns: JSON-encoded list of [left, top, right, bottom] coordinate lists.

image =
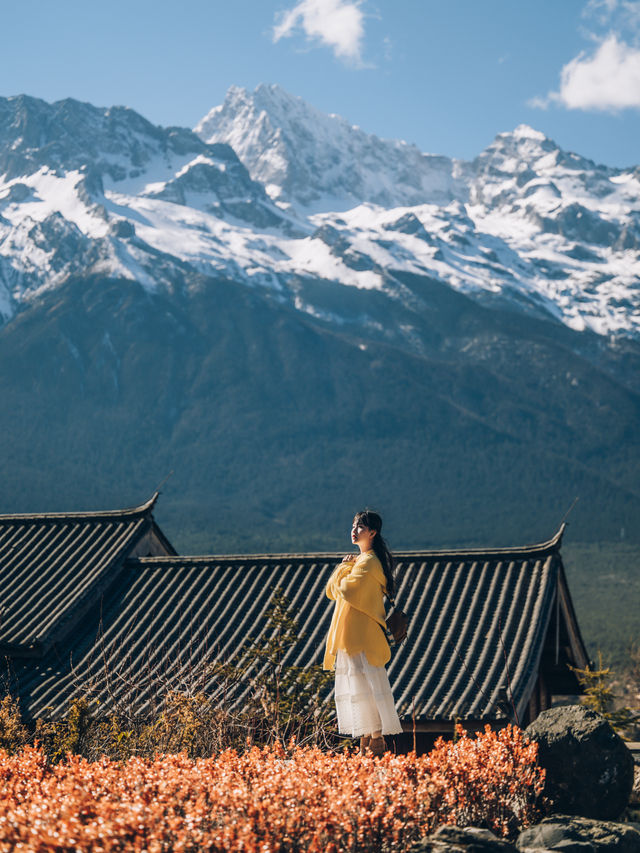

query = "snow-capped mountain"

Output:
[[195, 83, 461, 211], [1, 86, 639, 344]]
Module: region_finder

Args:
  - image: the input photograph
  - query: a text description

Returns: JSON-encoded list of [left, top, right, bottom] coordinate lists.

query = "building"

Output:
[[0, 495, 590, 745]]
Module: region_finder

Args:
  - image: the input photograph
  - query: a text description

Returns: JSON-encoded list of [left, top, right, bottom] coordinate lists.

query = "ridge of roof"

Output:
[[0, 492, 160, 522], [128, 523, 567, 566]]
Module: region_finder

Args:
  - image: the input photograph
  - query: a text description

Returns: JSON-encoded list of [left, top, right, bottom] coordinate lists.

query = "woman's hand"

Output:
[[327, 557, 356, 599]]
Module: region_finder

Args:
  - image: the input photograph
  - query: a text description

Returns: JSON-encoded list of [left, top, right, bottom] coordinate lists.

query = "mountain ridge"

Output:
[[1, 85, 638, 343], [195, 85, 640, 341]]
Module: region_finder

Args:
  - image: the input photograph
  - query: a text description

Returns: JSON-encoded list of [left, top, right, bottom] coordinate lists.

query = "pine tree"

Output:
[[569, 650, 637, 734], [240, 587, 335, 744]]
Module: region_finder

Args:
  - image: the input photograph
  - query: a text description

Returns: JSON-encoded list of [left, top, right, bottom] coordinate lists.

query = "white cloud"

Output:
[[583, 0, 640, 30], [527, 94, 550, 110], [584, 0, 620, 23], [530, 1, 640, 111], [532, 33, 640, 111], [273, 0, 366, 64]]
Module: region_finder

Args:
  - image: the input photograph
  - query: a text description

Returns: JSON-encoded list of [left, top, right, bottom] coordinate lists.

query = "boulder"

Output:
[[516, 815, 640, 852], [410, 825, 516, 852], [525, 705, 634, 819]]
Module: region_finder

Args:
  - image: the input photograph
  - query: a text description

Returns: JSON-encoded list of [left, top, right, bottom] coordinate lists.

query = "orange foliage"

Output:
[[0, 726, 543, 851], [425, 724, 546, 837]]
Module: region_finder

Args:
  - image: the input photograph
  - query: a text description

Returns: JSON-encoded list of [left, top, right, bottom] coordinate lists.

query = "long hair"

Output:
[[354, 510, 395, 599]]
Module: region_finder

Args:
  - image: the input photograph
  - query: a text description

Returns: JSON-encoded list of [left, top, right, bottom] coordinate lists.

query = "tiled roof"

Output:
[[7, 526, 588, 723], [0, 494, 175, 658]]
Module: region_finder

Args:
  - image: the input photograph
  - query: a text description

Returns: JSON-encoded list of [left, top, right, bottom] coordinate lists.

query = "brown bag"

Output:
[[386, 604, 408, 645]]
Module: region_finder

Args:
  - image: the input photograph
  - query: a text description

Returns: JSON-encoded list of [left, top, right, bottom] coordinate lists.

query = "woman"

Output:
[[323, 510, 403, 755]]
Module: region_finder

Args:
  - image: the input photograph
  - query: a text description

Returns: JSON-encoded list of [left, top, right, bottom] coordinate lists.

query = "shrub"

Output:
[[424, 723, 545, 837], [8, 589, 337, 763], [569, 650, 637, 734], [0, 726, 544, 851], [34, 696, 95, 762], [0, 695, 28, 753]]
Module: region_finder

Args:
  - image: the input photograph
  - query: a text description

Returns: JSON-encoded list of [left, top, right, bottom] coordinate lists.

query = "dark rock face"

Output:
[[516, 815, 640, 852], [525, 705, 634, 820], [629, 765, 640, 823], [411, 824, 516, 852]]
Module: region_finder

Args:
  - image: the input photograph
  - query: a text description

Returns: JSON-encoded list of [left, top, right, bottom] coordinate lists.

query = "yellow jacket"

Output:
[[323, 550, 390, 670]]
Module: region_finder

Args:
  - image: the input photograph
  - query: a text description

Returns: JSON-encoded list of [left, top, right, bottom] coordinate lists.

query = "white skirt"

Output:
[[334, 649, 404, 737]]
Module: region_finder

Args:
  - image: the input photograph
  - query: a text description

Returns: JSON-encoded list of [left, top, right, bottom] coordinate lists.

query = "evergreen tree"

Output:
[[569, 650, 637, 734]]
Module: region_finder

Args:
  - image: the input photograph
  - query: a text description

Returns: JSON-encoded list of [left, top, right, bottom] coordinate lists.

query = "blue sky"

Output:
[[2, 0, 639, 167]]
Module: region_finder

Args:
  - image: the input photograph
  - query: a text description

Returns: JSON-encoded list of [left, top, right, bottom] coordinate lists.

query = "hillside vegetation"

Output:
[[1, 274, 639, 554], [563, 541, 640, 671]]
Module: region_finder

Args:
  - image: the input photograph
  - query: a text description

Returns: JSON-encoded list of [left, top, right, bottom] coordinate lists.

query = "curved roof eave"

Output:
[[0, 492, 160, 522]]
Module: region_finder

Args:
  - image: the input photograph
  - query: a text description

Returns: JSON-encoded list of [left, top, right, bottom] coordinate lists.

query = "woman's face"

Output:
[[351, 518, 376, 550]]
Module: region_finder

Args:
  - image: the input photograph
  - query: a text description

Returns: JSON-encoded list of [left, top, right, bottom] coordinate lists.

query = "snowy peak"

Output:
[[495, 124, 553, 152], [468, 122, 639, 237], [195, 84, 461, 211], [472, 123, 608, 188], [195, 84, 294, 201], [0, 95, 169, 181], [0, 93, 269, 200], [472, 125, 559, 178], [511, 124, 548, 141]]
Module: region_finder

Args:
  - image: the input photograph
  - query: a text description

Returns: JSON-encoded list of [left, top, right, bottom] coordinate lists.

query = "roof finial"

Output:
[[154, 471, 174, 495], [544, 496, 579, 550], [559, 496, 579, 527]]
